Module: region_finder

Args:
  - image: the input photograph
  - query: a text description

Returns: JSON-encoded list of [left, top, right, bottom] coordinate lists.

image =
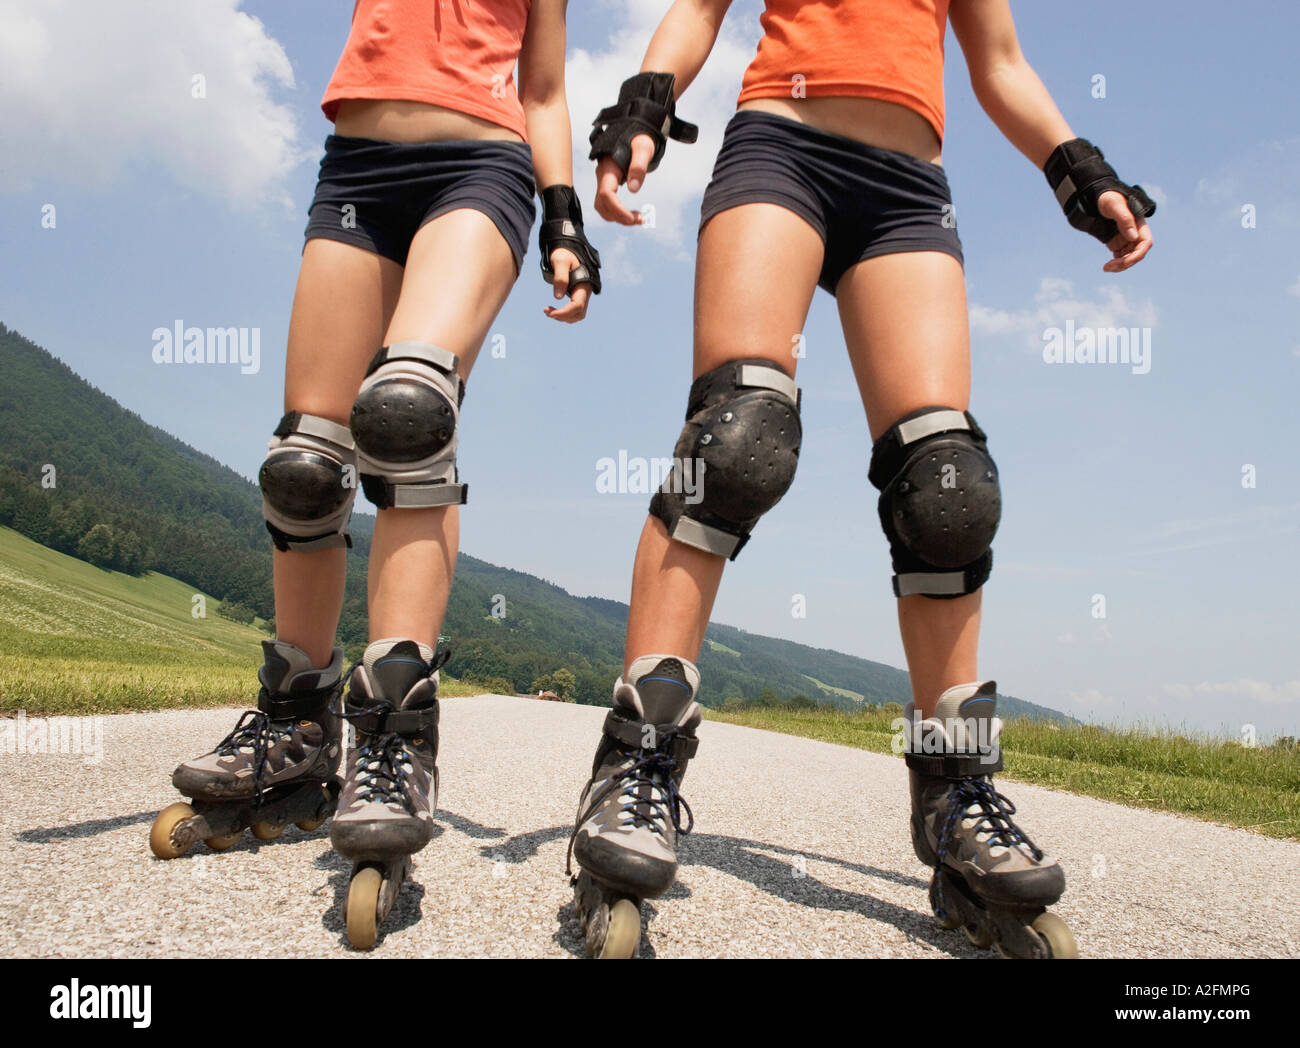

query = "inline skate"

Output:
[[568, 655, 701, 958], [904, 680, 1077, 958], [331, 638, 445, 949], [149, 639, 344, 859]]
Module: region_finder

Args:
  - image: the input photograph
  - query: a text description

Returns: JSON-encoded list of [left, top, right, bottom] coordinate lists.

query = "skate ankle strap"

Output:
[[257, 682, 340, 720], [348, 702, 438, 737], [602, 710, 699, 761], [905, 750, 1002, 778]]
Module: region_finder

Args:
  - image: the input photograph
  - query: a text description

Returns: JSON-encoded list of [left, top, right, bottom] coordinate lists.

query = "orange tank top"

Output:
[[738, 0, 951, 141], [321, 0, 532, 139]]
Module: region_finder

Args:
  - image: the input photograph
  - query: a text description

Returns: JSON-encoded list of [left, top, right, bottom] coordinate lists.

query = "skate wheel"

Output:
[[204, 831, 243, 852], [1031, 911, 1078, 959], [149, 802, 196, 860], [964, 923, 993, 948], [295, 816, 326, 832], [346, 865, 383, 950], [250, 821, 284, 841], [598, 898, 641, 959]]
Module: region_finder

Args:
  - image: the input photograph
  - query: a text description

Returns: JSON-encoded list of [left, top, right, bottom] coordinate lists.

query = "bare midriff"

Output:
[[737, 96, 942, 165], [332, 99, 525, 144]]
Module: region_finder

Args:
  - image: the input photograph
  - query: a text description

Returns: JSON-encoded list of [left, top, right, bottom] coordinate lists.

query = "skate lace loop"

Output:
[[932, 777, 1043, 921], [566, 734, 694, 877], [216, 709, 295, 801], [351, 730, 417, 810], [615, 746, 694, 838], [938, 778, 1042, 860]]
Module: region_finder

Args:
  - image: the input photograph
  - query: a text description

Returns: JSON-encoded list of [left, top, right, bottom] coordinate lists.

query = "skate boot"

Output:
[[331, 638, 445, 949], [904, 681, 1077, 958], [149, 639, 344, 859], [568, 655, 701, 958]]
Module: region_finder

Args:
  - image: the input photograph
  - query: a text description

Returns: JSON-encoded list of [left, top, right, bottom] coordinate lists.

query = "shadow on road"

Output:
[[466, 818, 973, 958], [16, 806, 977, 958]]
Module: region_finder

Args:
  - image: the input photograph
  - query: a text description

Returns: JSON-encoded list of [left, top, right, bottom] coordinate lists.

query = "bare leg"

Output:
[[835, 251, 979, 718], [623, 204, 824, 674], [366, 209, 518, 647], [274, 239, 404, 668]]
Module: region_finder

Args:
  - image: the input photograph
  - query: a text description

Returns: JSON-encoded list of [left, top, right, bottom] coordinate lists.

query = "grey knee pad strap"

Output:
[[259, 412, 358, 552], [869, 407, 1001, 598], [350, 341, 467, 510], [650, 359, 802, 560]]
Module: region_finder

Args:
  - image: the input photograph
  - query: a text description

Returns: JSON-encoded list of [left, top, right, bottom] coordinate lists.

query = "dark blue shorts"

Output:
[[699, 110, 964, 294], [303, 134, 536, 271]]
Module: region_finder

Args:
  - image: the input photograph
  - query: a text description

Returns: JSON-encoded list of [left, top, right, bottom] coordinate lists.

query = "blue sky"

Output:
[[1, 1, 1296, 738]]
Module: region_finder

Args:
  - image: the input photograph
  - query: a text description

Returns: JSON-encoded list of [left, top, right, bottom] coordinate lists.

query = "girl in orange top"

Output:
[[154, 1, 601, 950], [567, 0, 1153, 958]]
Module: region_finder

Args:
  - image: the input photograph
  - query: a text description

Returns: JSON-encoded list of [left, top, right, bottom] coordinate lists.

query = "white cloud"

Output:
[[0, 0, 306, 208], [1195, 137, 1300, 226], [1068, 687, 1115, 708], [565, 0, 762, 254], [969, 277, 1159, 352], [1289, 275, 1300, 297], [1143, 183, 1168, 209], [1161, 679, 1300, 706]]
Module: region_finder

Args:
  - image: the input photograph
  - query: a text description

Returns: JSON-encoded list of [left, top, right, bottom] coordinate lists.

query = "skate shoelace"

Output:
[[934, 777, 1043, 920], [566, 739, 694, 877], [350, 731, 419, 811], [215, 709, 296, 803]]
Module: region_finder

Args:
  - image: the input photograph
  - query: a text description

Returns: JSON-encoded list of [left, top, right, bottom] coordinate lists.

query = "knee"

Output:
[[349, 341, 467, 510], [869, 406, 1001, 597], [259, 412, 358, 552], [650, 358, 802, 559]]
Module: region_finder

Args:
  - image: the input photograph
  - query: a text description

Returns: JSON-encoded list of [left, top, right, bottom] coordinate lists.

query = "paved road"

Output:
[[2, 695, 1297, 958]]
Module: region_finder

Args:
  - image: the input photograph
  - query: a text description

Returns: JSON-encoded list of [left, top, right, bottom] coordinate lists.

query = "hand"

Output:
[[593, 134, 656, 225], [1098, 190, 1154, 273], [543, 247, 592, 323]]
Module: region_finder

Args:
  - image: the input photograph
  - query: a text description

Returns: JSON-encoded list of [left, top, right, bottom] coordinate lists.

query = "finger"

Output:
[[544, 281, 592, 323], [594, 161, 641, 226], [626, 134, 655, 193], [550, 251, 572, 300], [544, 296, 585, 322], [1103, 223, 1153, 272], [1098, 190, 1139, 241]]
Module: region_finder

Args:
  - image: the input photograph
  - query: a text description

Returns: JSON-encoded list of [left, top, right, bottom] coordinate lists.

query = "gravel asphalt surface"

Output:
[[3, 695, 1297, 958]]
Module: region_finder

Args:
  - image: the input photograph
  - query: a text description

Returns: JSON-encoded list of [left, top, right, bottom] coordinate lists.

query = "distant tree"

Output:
[[218, 600, 255, 624], [531, 667, 577, 702], [467, 675, 516, 696], [77, 523, 115, 568]]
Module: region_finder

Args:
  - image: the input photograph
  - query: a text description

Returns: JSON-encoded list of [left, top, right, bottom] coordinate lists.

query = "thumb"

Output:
[[550, 250, 572, 299], [626, 134, 655, 193]]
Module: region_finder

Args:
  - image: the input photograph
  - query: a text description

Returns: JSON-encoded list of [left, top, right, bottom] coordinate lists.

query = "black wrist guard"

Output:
[[588, 72, 698, 175], [1044, 137, 1156, 244], [538, 185, 601, 294]]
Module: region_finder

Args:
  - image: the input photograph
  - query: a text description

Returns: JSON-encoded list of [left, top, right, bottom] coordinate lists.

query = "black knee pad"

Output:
[[259, 412, 358, 552], [349, 341, 467, 509], [650, 359, 801, 559], [869, 407, 1001, 597]]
